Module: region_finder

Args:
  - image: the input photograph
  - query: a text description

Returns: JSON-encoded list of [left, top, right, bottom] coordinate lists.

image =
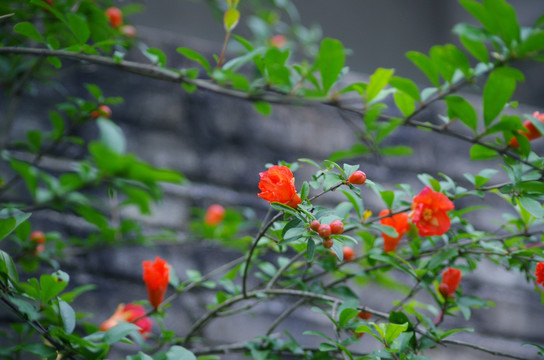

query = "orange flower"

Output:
[[142, 257, 170, 309], [204, 204, 226, 226], [257, 165, 301, 209], [411, 186, 454, 237], [536, 262, 544, 286], [509, 111, 544, 148], [99, 303, 152, 338], [439, 267, 462, 298], [379, 209, 410, 252]]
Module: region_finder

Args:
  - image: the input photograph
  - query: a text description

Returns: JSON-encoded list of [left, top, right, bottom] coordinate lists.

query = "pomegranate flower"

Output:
[[204, 204, 226, 226], [99, 303, 152, 338], [411, 186, 454, 237], [379, 209, 410, 252], [142, 256, 170, 309], [509, 111, 544, 148], [257, 165, 301, 209], [536, 262, 544, 286], [439, 267, 462, 299]]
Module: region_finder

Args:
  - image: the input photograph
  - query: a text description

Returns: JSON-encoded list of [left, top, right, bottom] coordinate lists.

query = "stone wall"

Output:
[[2, 28, 544, 359]]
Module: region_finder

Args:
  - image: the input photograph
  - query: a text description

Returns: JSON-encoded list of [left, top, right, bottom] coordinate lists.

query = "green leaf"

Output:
[[0, 209, 32, 242], [306, 238, 315, 262], [103, 322, 140, 344], [254, 101, 272, 115], [223, 8, 240, 32], [40, 274, 68, 303], [445, 95, 478, 132], [97, 118, 126, 154], [470, 144, 498, 160], [67, 13, 90, 43], [430, 44, 470, 82], [85, 83, 103, 101], [367, 68, 394, 102], [177, 47, 212, 74], [427, 248, 459, 270], [483, 0, 520, 48], [318, 343, 337, 352], [393, 91, 415, 117], [406, 51, 439, 86], [518, 197, 544, 219], [384, 322, 408, 344], [0, 250, 19, 283], [13, 22, 44, 44], [23, 343, 57, 358], [483, 67, 524, 126], [380, 145, 413, 157], [166, 346, 197, 360], [460, 35, 489, 63], [315, 38, 345, 95], [518, 30, 544, 56], [389, 76, 420, 101], [339, 308, 359, 327], [145, 48, 167, 68], [47, 56, 62, 69], [59, 300, 76, 334]]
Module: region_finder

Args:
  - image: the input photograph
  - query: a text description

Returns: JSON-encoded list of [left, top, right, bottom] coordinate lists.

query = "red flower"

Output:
[[142, 256, 170, 309], [379, 209, 410, 252], [509, 111, 544, 148], [410, 186, 454, 237], [99, 303, 152, 338], [439, 267, 462, 298], [204, 204, 226, 226], [257, 165, 301, 209], [536, 262, 544, 286]]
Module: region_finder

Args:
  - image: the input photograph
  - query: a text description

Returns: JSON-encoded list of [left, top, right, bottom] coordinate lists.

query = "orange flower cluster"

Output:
[[99, 303, 152, 338], [536, 262, 544, 286], [439, 267, 462, 299], [410, 186, 455, 237], [258, 165, 301, 209], [509, 111, 544, 148], [379, 210, 410, 252], [142, 256, 170, 309]]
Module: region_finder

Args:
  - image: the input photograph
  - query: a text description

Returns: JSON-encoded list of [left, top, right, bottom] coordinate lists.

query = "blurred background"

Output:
[[131, 0, 544, 105]]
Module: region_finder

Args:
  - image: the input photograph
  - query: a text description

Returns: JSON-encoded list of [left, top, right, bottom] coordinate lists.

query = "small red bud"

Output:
[[30, 231, 46, 244], [204, 204, 226, 226], [348, 170, 367, 185], [322, 238, 333, 249], [91, 105, 112, 119], [330, 220, 344, 235], [309, 220, 320, 231], [120, 25, 137, 38], [318, 224, 331, 238], [105, 7, 123, 28], [342, 246, 355, 262]]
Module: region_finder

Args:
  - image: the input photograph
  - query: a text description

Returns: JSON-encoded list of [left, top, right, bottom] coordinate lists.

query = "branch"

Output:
[[2, 47, 537, 175]]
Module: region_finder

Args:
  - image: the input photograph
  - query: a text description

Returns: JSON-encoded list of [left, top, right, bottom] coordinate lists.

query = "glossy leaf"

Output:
[[177, 47, 212, 74], [223, 9, 240, 32], [406, 51, 439, 86], [483, 67, 524, 126], [315, 38, 345, 95], [67, 13, 90, 44], [389, 76, 421, 101], [13, 22, 44, 44], [445, 95, 478, 132], [367, 68, 394, 102]]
